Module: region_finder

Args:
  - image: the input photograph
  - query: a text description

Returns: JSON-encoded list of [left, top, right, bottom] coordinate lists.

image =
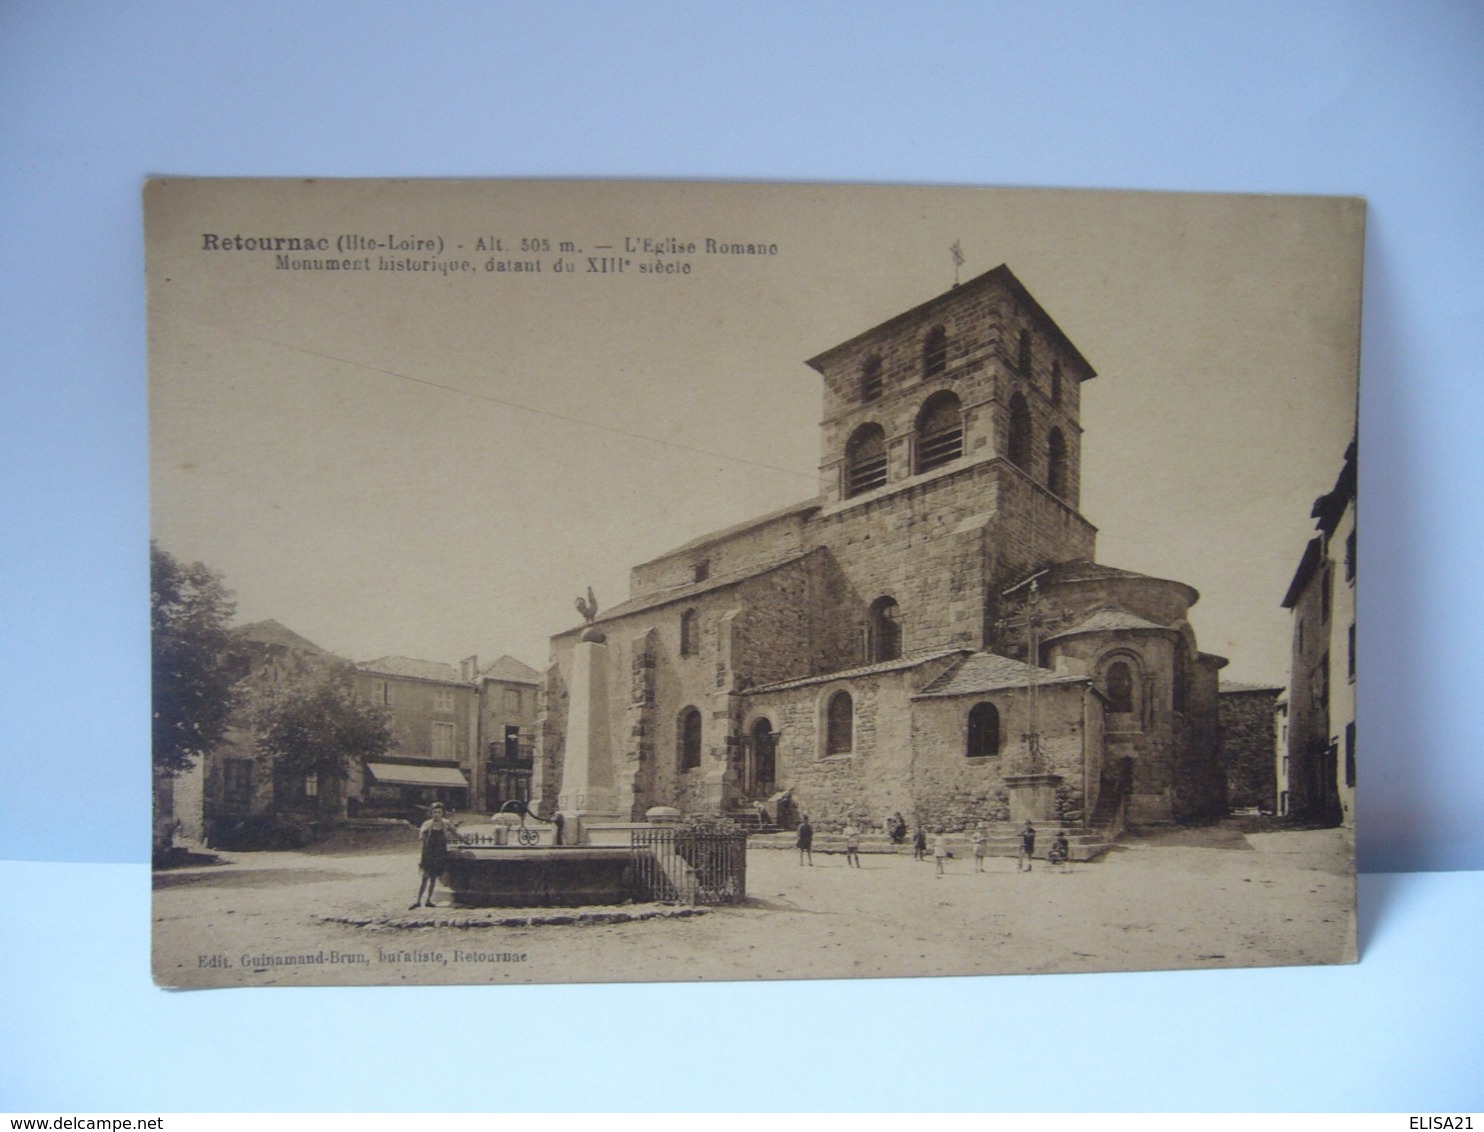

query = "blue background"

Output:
[[2, 0, 1481, 1112]]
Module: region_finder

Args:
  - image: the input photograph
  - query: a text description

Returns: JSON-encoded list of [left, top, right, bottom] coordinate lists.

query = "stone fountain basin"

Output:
[[442, 846, 641, 907]]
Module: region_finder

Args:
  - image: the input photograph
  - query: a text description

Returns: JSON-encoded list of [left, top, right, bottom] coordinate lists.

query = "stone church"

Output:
[[533, 265, 1227, 838]]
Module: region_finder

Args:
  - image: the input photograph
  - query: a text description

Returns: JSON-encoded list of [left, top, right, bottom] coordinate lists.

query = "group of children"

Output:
[[797, 814, 1072, 874]]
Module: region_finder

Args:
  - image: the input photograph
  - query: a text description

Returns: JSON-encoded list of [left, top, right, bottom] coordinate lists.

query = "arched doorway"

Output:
[[748, 717, 777, 799]]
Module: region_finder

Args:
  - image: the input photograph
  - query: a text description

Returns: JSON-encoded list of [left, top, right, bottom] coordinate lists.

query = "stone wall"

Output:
[[1220, 688, 1281, 810], [910, 682, 1090, 830]]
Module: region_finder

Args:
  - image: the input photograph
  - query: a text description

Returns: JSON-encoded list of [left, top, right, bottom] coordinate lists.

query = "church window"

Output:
[[845, 423, 888, 497], [868, 596, 901, 662], [825, 691, 853, 756], [966, 702, 1001, 758], [1017, 328, 1032, 375], [1007, 392, 1032, 471], [1051, 360, 1063, 404], [1047, 427, 1068, 497], [679, 609, 699, 656], [915, 391, 964, 474], [923, 326, 948, 378], [860, 355, 883, 403], [677, 706, 703, 770], [1105, 660, 1134, 714]]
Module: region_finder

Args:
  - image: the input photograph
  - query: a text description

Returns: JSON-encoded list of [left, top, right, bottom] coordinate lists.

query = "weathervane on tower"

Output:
[[950, 239, 965, 287]]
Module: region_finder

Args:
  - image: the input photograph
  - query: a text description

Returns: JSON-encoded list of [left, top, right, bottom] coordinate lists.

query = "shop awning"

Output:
[[365, 762, 469, 788]]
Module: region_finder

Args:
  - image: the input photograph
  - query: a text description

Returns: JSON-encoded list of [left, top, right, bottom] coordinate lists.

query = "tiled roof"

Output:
[[356, 656, 466, 684], [745, 649, 969, 695], [479, 654, 540, 685], [576, 549, 818, 629], [1036, 560, 1173, 587], [1043, 608, 1168, 641], [643, 498, 818, 564], [1220, 681, 1285, 695], [915, 651, 1089, 699], [232, 619, 334, 656]]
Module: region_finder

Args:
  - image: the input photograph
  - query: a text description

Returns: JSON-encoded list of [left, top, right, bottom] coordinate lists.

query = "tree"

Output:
[[248, 668, 396, 815], [151, 541, 244, 775]]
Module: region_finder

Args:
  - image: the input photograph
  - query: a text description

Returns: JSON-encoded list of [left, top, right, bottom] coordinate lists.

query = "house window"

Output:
[[504, 688, 521, 713], [303, 772, 318, 799], [432, 722, 455, 760], [677, 706, 703, 770], [505, 724, 521, 762], [371, 680, 390, 706], [1348, 623, 1356, 681], [434, 688, 455, 713], [868, 596, 901, 662], [1051, 360, 1063, 404], [922, 326, 948, 378], [1017, 328, 1032, 375], [223, 758, 253, 808], [845, 423, 888, 497], [1105, 660, 1134, 714], [1007, 392, 1032, 471], [825, 691, 854, 756], [915, 391, 964, 473], [1345, 529, 1356, 583], [966, 702, 1001, 758], [1321, 564, 1333, 624], [680, 608, 699, 656], [860, 355, 883, 402], [1345, 721, 1356, 788], [693, 558, 710, 583], [1047, 427, 1068, 497]]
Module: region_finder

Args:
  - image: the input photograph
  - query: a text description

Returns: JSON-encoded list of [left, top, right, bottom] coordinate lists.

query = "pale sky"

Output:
[[147, 180, 1361, 687]]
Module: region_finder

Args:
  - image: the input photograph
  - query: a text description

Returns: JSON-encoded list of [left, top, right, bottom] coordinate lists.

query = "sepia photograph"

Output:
[[147, 178, 1361, 988]]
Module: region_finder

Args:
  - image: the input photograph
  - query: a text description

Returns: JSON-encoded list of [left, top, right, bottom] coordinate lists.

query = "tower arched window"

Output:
[[679, 608, 699, 656], [1017, 328, 1033, 376], [860, 355, 883, 403], [1007, 392, 1032, 471], [1047, 427, 1068, 497], [1105, 661, 1134, 714], [825, 691, 853, 756], [845, 423, 888, 497], [923, 326, 948, 378], [966, 702, 1001, 758], [915, 391, 964, 474], [677, 706, 703, 770], [868, 596, 901, 662]]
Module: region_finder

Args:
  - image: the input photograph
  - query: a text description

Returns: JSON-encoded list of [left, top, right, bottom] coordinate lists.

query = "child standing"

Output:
[[843, 821, 862, 868], [971, 823, 988, 872], [1018, 820, 1036, 872], [933, 828, 950, 877], [411, 802, 464, 909]]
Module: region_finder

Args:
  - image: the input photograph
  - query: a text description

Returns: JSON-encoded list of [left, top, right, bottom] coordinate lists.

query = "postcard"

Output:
[[148, 179, 1360, 986]]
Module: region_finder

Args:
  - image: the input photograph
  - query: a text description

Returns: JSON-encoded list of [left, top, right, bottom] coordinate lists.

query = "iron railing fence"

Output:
[[630, 827, 748, 904]]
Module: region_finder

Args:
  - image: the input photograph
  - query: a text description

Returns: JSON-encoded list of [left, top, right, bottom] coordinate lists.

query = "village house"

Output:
[[1218, 682, 1285, 813], [534, 266, 1230, 837], [1281, 440, 1357, 826], [173, 619, 347, 846]]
